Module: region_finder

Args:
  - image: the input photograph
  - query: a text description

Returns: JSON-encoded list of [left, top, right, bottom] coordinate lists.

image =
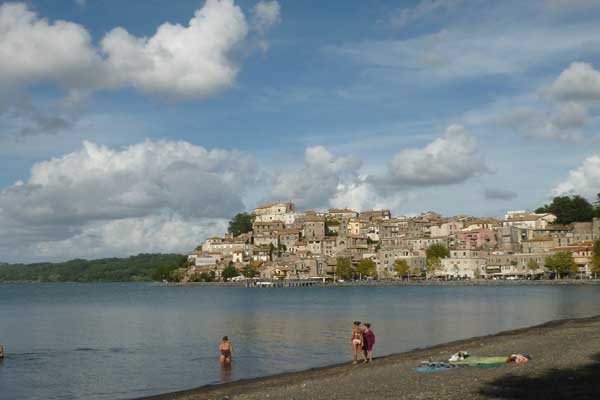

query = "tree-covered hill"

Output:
[[0, 253, 187, 282]]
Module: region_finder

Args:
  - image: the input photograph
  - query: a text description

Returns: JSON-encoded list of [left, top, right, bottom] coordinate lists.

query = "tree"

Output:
[[536, 195, 595, 225], [594, 239, 600, 257], [426, 243, 450, 260], [545, 252, 577, 279], [242, 265, 258, 278], [227, 213, 253, 237], [426, 244, 448, 279], [335, 257, 353, 279], [394, 259, 410, 278], [592, 239, 600, 278], [356, 259, 376, 278], [527, 259, 540, 274], [221, 264, 239, 281], [590, 256, 600, 278], [426, 257, 441, 279], [595, 193, 600, 218]]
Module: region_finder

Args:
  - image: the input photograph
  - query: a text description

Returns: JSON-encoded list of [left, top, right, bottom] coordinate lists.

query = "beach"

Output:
[[141, 315, 600, 400]]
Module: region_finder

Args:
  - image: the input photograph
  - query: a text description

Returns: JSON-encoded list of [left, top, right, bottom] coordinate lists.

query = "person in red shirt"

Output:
[[362, 323, 375, 363]]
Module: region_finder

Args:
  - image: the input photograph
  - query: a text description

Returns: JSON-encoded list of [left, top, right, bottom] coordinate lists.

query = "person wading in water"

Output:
[[219, 336, 233, 365]]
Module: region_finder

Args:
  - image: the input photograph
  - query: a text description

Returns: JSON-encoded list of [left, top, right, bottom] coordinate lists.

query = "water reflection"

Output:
[[1, 283, 600, 400], [220, 363, 233, 382]]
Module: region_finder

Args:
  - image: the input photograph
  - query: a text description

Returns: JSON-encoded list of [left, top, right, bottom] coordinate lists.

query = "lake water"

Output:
[[2, 283, 600, 400]]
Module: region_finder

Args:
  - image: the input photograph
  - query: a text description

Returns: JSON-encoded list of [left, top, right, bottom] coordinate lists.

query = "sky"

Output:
[[1, 0, 600, 262]]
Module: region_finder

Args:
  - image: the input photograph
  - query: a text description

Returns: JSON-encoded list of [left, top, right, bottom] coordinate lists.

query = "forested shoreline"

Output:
[[0, 253, 187, 282]]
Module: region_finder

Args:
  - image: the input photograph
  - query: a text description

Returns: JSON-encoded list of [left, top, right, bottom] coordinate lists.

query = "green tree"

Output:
[[545, 251, 577, 279], [227, 213, 253, 236], [592, 239, 600, 278], [426, 256, 441, 279], [527, 259, 540, 274], [394, 259, 410, 278], [593, 239, 600, 257], [335, 257, 353, 279], [356, 259, 376, 278], [426, 243, 450, 260], [242, 265, 258, 278], [536, 195, 595, 225], [221, 264, 239, 281]]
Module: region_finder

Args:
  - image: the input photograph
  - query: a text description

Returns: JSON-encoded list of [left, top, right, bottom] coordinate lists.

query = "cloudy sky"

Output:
[[1, 0, 600, 262]]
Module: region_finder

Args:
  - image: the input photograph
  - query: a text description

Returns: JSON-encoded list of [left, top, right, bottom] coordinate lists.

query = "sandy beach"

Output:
[[140, 315, 600, 400]]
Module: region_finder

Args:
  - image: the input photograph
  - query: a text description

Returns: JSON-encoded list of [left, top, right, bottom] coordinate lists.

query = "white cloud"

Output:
[[546, 62, 600, 103], [389, 0, 464, 29], [253, 1, 281, 32], [553, 154, 600, 198], [33, 215, 228, 260], [331, 181, 415, 213], [374, 125, 489, 188], [0, 1, 279, 100], [101, 0, 248, 98], [0, 140, 258, 261], [270, 146, 362, 209], [501, 102, 588, 141], [0, 3, 101, 89], [334, 3, 600, 81]]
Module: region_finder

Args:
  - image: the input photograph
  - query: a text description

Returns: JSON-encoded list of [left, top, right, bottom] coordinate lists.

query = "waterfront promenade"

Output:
[[143, 316, 600, 400]]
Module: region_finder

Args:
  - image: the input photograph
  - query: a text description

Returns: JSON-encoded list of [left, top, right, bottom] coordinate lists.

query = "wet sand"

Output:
[[139, 315, 600, 400]]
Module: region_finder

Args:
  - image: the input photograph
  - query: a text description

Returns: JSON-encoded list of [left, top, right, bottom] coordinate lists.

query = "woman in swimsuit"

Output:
[[219, 336, 233, 364], [350, 321, 366, 364]]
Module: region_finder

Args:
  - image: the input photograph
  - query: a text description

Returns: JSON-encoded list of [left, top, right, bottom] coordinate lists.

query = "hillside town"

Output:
[[185, 201, 600, 282]]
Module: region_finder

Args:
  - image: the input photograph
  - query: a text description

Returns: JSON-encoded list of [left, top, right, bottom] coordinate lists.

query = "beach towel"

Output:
[[450, 356, 508, 368]]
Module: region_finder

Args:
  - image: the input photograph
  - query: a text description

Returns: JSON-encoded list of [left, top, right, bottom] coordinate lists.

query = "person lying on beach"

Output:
[[362, 323, 375, 363], [219, 336, 233, 364], [351, 321, 367, 364]]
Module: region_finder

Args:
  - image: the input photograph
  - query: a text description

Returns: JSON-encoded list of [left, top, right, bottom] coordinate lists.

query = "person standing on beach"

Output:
[[219, 336, 233, 364], [0, 343, 4, 359], [362, 323, 375, 363], [351, 321, 366, 364]]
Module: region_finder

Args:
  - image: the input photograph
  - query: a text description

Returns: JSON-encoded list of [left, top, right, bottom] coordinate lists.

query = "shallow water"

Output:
[[1, 283, 600, 400]]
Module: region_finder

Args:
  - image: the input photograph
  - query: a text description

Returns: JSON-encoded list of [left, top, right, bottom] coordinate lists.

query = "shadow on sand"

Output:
[[480, 352, 600, 399]]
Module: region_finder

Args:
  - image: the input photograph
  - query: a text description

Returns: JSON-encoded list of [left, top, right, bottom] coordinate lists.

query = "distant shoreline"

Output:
[[137, 314, 600, 400], [2, 279, 600, 286], [162, 279, 600, 287]]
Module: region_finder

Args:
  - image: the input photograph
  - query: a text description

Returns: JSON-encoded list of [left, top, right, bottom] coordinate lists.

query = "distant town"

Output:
[[185, 198, 600, 283]]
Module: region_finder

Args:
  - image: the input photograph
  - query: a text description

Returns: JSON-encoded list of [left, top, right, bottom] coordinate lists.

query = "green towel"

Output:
[[451, 356, 508, 366]]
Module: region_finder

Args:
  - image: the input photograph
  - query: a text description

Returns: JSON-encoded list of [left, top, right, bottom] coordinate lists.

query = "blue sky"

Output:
[[1, 0, 600, 261]]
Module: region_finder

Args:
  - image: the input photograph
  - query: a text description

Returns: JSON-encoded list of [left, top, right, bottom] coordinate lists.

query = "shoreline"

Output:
[[2, 279, 600, 286], [137, 314, 600, 400], [164, 279, 600, 287]]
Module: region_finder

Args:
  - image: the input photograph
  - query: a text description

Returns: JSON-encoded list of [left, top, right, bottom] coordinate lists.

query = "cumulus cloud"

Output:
[[484, 188, 517, 201], [553, 154, 600, 198], [546, 62, 600, 103], [373, 125, 489, 188], [0, 3, 102, 89], [270, 146, 362, 209], [331, 181, 415, 213], [101, 0, 248, 98], [0, 1, 280, 101], [0, 140, 258, 261]]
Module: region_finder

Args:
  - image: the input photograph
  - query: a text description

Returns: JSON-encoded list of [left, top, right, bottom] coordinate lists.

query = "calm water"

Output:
[[2, 284, 600, 400]]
